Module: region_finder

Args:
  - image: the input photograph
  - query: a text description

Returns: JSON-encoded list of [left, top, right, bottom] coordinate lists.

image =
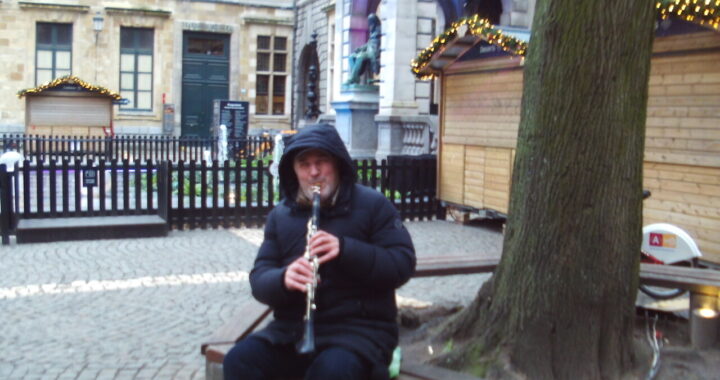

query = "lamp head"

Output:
[[93, 12, 104, 33]]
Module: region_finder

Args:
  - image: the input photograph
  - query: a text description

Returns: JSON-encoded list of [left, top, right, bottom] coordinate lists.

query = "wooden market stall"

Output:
[[17, 75, 121, 137], [413, 15, 720, 263]]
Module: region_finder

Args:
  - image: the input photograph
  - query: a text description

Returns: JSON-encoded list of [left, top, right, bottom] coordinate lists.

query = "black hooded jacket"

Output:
[[249, 124, 416, 379]]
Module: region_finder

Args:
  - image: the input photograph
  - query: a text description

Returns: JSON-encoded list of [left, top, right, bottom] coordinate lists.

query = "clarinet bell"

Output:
[[296, 320, 315, 355]]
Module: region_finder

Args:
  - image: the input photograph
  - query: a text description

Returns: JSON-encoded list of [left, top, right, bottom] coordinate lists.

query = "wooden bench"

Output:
[[201, 255, 720, 379], [200, 255, 495, 380]]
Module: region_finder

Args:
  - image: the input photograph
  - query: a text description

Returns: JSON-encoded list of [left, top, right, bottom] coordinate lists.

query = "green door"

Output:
[[181, 32, 229, 137]]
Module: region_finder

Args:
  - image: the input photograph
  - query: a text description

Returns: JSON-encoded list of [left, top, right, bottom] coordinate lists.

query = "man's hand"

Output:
[[284, 230, 340, 292], [309, 230, 340, 265], [284, 256, 314, 292]]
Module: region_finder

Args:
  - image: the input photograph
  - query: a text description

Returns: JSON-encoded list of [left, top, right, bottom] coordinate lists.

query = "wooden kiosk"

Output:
[[413, 16, 720, 263], [17, 75, 121, 137]]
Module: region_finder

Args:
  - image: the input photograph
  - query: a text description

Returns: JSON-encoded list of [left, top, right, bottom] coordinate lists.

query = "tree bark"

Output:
[[440, 1, 657, 378]]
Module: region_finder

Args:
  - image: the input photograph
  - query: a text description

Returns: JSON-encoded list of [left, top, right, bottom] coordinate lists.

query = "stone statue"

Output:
[[344, 13, 381, 86]]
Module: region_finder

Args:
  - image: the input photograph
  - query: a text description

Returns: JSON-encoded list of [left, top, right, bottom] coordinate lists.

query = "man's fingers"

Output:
[[308, 231, 339, 262], [285, 256, 318, 292], [292, 262, 314, 277], [286, 278, 307, 293], [317, 251, 338, 264]]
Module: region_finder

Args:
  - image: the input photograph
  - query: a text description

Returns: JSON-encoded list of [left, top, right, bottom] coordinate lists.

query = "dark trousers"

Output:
[[223, 335, 371, 380]]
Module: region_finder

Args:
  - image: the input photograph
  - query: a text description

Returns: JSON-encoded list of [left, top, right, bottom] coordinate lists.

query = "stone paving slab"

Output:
[[0, 220, 503, 380]]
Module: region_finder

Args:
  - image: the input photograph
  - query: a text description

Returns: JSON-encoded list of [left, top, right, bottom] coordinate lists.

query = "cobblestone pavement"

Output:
[[0, 220, 502, 380]]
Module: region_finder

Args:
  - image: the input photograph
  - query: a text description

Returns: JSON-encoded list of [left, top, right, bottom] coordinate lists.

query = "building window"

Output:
[[36, 23, 72, 85], [255, 35, 287, 115], [120, 27, 154, 111]]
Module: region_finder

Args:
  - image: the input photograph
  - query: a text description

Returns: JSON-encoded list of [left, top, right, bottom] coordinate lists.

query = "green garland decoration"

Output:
[[18, 75, 122, 100]]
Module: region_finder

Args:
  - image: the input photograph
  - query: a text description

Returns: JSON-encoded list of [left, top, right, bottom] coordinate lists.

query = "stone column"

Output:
[[374, 0, 420, 160], [376, 0, 419, 117]]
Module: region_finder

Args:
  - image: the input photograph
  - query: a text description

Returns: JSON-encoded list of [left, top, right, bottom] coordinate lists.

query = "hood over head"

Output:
[[278, 124, 356, 202]]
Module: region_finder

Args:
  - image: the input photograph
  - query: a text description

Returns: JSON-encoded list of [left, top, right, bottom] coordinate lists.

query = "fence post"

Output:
[[157, 161, 170, 224], [0, 164, 12, 245]]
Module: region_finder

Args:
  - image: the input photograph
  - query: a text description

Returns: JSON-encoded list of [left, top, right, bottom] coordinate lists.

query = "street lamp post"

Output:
[[93, 12, 104, 44], [92, 12, 104, 81]]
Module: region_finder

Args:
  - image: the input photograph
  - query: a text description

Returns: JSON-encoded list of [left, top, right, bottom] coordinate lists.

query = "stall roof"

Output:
[[17, 75, 122, 100], [411, 16, 528, 80], [412, 2, 719, 79]]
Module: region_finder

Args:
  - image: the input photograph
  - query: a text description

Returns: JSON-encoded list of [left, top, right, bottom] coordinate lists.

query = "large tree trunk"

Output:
[[439, 1, 657, 378]]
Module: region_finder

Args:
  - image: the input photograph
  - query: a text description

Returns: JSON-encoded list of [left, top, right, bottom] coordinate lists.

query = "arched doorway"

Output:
[[296, 36, 321, 124]]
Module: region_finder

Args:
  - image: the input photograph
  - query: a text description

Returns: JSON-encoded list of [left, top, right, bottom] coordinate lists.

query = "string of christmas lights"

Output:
[[411, 15, 527, 80], [413, 2, 719, 80], [18, 75, 122, 100], [657, 0, 720, 29]]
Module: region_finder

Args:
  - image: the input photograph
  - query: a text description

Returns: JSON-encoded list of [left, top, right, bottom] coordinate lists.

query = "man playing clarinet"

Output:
[[223, 123, 416, 380]]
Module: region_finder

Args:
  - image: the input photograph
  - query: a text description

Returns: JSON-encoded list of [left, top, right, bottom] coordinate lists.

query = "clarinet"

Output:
[[297, 184, 321, 354]]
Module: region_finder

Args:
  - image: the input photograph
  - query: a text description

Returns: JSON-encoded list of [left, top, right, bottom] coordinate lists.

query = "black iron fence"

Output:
[[0, 156, 443, 243], [0, 134, 274, 163]]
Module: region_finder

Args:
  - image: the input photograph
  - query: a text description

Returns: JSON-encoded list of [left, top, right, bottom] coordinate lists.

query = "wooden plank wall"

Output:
[[643, 31, 720, 263], [441, 59, 523, 214], [440, 144, 465, 205], [439, 31, 720, 263]]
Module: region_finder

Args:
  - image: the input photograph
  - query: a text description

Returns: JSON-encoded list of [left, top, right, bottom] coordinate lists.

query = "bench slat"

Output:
[[200, 300, 271, 355], [415, 256, 499, 277], [640, 263, 720, 296]]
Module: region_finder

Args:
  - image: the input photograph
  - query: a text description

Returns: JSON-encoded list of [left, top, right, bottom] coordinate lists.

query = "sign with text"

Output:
[[213, 100, 249, 139], [83, 169, 98, 187]]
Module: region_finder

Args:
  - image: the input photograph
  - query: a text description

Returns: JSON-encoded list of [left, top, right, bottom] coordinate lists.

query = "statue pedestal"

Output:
[[332, 85, 379, 160]]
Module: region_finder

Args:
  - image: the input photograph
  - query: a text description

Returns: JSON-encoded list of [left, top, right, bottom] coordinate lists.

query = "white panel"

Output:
[[55, 70, 70, 78], [415, 81, 431, 97], [417, 19, 433, 34], [56, 51, 71, 69], [137, 92, 151, 109], [121, 91, 134, 108], [121, 54, 135, 71], [138, 55, 152, 72], [138, 74, 152, 90], [37, 51, 53, 69], [37, 70, 52, 84], [418, 101, 430, 114], [121, 73, 134, 90]]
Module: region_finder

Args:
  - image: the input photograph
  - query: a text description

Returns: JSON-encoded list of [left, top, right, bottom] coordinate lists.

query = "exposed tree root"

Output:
[[423, 277, 652, 379]]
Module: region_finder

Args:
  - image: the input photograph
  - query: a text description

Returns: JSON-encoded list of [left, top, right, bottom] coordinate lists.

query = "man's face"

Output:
[[293, 149, 340, 202]]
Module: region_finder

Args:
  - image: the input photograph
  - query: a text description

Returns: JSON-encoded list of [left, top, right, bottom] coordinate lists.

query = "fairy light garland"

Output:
[[657, 0, 720, 29], [411, 15, 527, 80], [17, 75, 122, 100], [413, 2, 719, 80]]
